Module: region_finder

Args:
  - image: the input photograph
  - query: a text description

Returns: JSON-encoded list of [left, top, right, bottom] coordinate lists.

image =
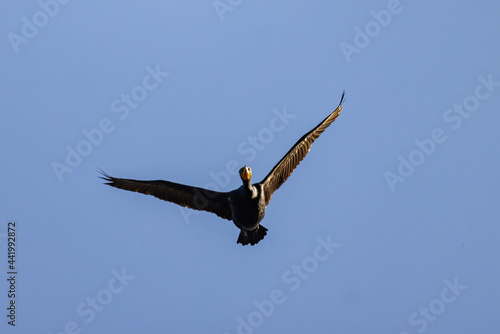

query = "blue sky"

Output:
[[1, 0, 499, 333]]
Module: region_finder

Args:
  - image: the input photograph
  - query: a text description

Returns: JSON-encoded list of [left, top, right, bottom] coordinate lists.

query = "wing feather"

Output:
[[99, 170, 232, 220], [259, 91, 345, 205]]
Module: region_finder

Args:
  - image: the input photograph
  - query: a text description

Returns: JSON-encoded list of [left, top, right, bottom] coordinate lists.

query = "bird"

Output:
[[100, 91, 345, 246]]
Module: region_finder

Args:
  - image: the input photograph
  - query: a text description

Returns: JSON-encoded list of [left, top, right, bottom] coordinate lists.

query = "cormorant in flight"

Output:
[[100, 91, 345, 246]]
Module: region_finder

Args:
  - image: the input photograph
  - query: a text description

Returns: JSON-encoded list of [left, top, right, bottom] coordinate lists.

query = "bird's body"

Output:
[[229, 182, 265, 230], [228, 178, 268, 245], [100, 91, 345, 246]]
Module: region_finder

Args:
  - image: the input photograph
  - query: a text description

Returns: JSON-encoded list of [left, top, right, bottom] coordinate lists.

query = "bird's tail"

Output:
[[237, 225, 268, 246]]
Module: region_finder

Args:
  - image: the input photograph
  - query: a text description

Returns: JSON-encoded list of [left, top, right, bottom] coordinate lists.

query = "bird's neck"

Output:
[[243, 179, 256, 196]]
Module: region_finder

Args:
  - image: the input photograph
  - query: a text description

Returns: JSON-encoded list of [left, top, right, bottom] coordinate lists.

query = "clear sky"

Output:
[[1, 1, 499, 333]]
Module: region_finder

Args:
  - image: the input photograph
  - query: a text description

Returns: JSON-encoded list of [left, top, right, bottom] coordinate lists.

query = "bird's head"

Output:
[[239, 166, 252, 182]]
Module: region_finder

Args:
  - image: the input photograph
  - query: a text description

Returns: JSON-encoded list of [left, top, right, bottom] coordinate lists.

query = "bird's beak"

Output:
[[241, 167, 252, 181]]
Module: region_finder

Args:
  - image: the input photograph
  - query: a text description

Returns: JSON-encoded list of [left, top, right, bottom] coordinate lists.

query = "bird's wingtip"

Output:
[[339, 90, 346, 107], [97, 168, 113, 183]]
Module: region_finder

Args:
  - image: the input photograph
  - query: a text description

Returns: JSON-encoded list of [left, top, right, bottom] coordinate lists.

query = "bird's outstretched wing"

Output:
[[99, 170, 233, 220], [259, 91, 345, 205]]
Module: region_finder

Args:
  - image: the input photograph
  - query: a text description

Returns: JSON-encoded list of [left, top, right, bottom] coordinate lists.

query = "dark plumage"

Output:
[[100, 91, 345, 245]]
